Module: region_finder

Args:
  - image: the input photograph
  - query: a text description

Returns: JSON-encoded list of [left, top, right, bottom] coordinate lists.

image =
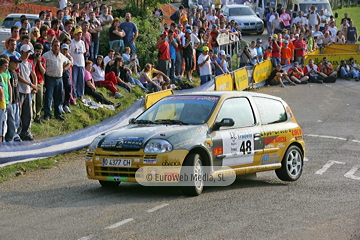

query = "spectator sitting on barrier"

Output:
[[267, 64, 296, 87], [318, 57, 337, 78], [84, 60, 122, 107], [288, 62, 309, 84], [348, 57, 360, 81], [237, 44, 251, 68], [304, 59, 326, 83]]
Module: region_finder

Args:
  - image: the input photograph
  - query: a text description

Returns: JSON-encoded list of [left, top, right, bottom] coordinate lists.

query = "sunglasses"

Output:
[[22, 32, 29, 34], [34, 30, 39, 33]]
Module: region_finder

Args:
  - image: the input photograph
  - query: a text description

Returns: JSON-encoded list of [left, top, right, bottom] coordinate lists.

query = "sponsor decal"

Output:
[[261, 154, 280, 165], [162, 160, 181, 166], [214, 147, 223, 155], [106, 176, 128, 182], [205, 137, 213, 147], [143, 159, 157, 164], [134, 158, 140, 162], [261, 129, 291, 137], [286, 107, 293, 118], [86, 157, 93, 162], [292, 129, 302, 136], [100, 137, 144, 148], [265, 136, 287, 144]]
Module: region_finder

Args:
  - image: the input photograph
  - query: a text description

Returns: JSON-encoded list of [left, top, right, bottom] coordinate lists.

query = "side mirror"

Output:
[[334, 12, 338, 18], [129, 118, 136, 124], [213, 118, 234, 130]]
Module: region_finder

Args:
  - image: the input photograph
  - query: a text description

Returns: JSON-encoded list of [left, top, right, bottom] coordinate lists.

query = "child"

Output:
[[281, 40, 292, 65]]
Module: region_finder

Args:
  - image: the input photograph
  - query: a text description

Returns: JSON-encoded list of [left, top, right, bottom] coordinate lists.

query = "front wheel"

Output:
[[181, 153, 204, 196], [275, 145, 303, 181], [99, 180, 120, 188]]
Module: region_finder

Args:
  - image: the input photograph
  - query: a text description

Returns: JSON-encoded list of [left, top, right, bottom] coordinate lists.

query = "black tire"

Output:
[[181, 153, 204, 196], [99, 180, 120, 188], [276, 145, 303, 181], [256, 29, 264, 35]]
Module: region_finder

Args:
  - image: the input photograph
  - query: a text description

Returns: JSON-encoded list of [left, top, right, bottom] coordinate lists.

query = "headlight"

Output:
[[88, 135, 103, 152], [144, 139, 173, 153], [257, 21, 263, 25], [238, 22, 242, 25]]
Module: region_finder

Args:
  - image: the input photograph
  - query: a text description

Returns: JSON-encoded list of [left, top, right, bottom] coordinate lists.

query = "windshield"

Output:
[[265, 0, 276, 8], [229, 7, 255, 16], [1, 18, 36, 29], [137, 95, 220, 125], [300, 4, 333, 16]]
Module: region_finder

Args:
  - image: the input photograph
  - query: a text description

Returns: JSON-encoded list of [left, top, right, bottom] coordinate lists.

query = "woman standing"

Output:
[[30, 27, 40, 46], [335, 31, 346, 44], [108, 18, 125, 54]]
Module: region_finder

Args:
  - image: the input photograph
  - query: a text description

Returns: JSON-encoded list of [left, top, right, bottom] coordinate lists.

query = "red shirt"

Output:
[[157, 38, 170, 60], [210, 31, 218, 47], [55, 29, 63, 40], [303, 64, 319, 75], [81, 32, 92, 57], [29, 55, 46, 84], [288, 66, 303, 79], [293, 40, 306, 57], [271, 41, 283, 58]]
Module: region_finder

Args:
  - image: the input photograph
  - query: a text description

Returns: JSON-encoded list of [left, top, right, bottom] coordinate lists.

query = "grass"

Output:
[[334, 7, 360, 35]]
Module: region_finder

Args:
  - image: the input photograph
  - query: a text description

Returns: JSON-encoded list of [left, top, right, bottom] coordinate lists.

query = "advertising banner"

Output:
[[215, 73, 233, 91], [252, 60, 272, 84], [233, 67, 249, 91]]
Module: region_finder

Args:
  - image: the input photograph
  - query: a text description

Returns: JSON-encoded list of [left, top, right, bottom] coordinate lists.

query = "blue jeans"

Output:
[[212, 46, 219, 55], [175, 51, 182, 76], [339, 67, 357, 78], [90, 41, 99, 62], [44, 76, 64, 118], [125, 41, 137, 54], [170, 59, 176, 83], [129, 77, 147, 91], [200, 75, 211, 85], [272, 57, 281, 67], [11, 103, 20, 133], [72, 65, 85, 99], [5, 104, 15, 142], [145, 82, 161, 92]]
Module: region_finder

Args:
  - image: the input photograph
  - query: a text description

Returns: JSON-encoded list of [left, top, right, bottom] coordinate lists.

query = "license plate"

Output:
[[102, 158, 132, 167]]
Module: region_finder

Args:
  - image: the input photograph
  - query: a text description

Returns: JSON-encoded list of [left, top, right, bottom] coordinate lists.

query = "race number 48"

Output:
[[240, 140, 252, 154]]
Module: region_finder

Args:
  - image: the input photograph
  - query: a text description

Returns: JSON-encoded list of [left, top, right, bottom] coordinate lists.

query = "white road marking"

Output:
[[104, 218, 134, 229], [304, 134, 352, 142], [304, 157, 309, 162], [78, 235, 94, 240], [344, 166, 360, 180], [315, 160, 345, 175], [147, 203, 169, 213]]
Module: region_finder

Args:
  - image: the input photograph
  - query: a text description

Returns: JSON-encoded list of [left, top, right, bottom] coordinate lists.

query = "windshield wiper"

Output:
[[154, 119, 189, 125], [134, 119, 154, 124]]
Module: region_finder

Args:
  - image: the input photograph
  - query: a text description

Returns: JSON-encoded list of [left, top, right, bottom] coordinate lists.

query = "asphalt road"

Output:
[[1, 79, 360, 240]]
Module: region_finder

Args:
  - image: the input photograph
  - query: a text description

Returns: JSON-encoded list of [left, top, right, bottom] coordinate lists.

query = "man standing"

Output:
[[100, 6, 114, 26], [88, 11, 102, 62], [197, 46, 212, 85], [249, 41, 259, 65], [346, 21, 357, 44], [182, 29, 195, 82], [81, 21, 92, 61], [42, 40, 71, 121], [307, 6, 320, 27], [5, 26, 20, 50], [328, 21, 338, 43], [156, 31, 171, 80], [3, 38, 21, 58], [17, 44, 37, 140], [293, 33, 306, 64], [168, 29, 178, 83], [59, 20, 73, 43], [120, 13, 139, 54], [43, 29, 56, 54], [69, 28, 86, 100]]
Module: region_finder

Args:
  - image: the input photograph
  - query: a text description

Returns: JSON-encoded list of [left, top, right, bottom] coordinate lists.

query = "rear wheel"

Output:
[[181, 153, 204, 196], [99, 180, 120, 188], [275, 145, 303, 181]]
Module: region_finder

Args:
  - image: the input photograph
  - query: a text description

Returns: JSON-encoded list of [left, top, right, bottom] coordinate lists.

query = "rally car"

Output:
[[86, 91, 305, 196]]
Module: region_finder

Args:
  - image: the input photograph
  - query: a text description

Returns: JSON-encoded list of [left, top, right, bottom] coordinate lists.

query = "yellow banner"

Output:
[[215, 73, 233, 91], [145, 89, 174, 109], [304, 53, 360, 68], [233, 68, 249, 91], [252, 60, 273, 84]]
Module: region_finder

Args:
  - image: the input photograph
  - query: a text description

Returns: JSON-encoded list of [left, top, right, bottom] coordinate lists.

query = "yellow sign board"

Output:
[[252, 60, 273, 84], [304, 53, 360, 68], [145, 89, 174, 109], [233, 67, 249, 91], [215, 73, 233, 91]]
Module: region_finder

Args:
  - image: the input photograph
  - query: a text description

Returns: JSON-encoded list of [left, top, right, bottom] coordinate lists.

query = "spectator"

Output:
[[197, 46, 212, 85], [281, 40, 292, 65], [42, 40, 71, 121], [30, 27, 40, 46], [210, 24, 219, 54], [17, 35, 34, 54], [265, 8, 274, 37], [346, 21, 358, 44], [268, 64, 296, 87], [60, 44, 73, 114], [139, 63, 165, 92], [271, 34, 282, 66], [104, 49, 115, 66], [280, 8, 291, 29], [182, 29, 195, 82], [304, 59, 326, 83], [175, 24, 184, 79], [255, 39, 264, 62], [3, 38, 21, 58], [341, 13, 352, 25], [120, 13, 139, 54], [100, 6, 113, 26], [313, 25, 324, 50], [248, 41, 258, 65], [167, 29, 178, 83], [109, 56, 132, 93], [108, 18, 125, 54], [271, 13, 283, 35], [293, 11, 307, 27], [81, 21, 92, 60], [51, 18, 63, 40], [322, 31, 332, 47], [5, 26, 20, 50], [122, 47, 131, 64], [88, 11, 102, 62], [335, 31, 346, 45], [37, 25, 49, 45], [91, 55, 123, 98], [17, 44, 37, 140], [29, 43, 46, 124], [84, 60, 122, 107], [288, 62, 309, 83], [328, 21, 338, 43], [307, 6, 320, 27], [293, 33, 306, 63], [7, 56, 22, 142], [263, 46, 273, 61], [237, 44, 251, 68], [348, 57, 360, 81], [318, 57, 337, 78], [339, 19, 349, 38], [0, 61, 5, 142], [43, 29, 56, 54], [216, 50, 229, 76], [156, 31, 171, 84], [59, 20, 73, 43], [69, 28, 86, 100]]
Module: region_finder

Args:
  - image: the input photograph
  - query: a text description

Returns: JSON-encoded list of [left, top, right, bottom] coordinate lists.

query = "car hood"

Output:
[[99, 124, 210, 150], [229, 15, 261, 22]]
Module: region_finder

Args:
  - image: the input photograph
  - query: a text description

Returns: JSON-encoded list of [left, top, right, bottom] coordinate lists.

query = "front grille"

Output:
[[101, 147, 140, 152], [244, 22, 256, 26], [95, 166, 139, 178]]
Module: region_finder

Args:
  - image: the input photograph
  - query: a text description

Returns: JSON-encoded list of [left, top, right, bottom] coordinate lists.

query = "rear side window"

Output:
[[253, 97, 287, 125], [1, 18, 35, 28]]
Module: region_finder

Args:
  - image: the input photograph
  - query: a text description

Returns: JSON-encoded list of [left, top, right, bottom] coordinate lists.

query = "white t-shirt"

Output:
[[91, 64, 105, 82], [18, 60, 33, 94], [293, 16, 308, 26], [104, 56, 112, 66], [198, 54, 212, 76], [59, 0, 67, 10], [308, 12, 319, 26], [69, 39, 86, 67], [319, 15, 327, 27], [100, 14, 113, 25], [249, 47, 257, 58], [328, 26, 338, 42], [313, 31, 324, 44]]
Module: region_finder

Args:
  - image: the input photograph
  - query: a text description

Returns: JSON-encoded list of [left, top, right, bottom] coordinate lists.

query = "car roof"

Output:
[[224, 4, 252, 8], [4, 14, 39, 19], [174, 91, 283, 101]]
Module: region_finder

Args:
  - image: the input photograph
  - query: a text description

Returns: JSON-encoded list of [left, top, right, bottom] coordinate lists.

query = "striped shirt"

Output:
[[42, 50, 70, 78]]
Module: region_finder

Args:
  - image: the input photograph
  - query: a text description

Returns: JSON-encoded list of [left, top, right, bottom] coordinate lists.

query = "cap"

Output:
[[162, 30, 168, 36], [273, 34, 278, 38], [61, 44, 69, 50], [219, 50, 226, 55], [46, 9, 52, 12], [74, 28, 83, 34], [256, 39, 262, 43], [20, 44, 31, 52], [203, 7, 208, 10], [284, 40, 289, 44], [309, 24, 313, 27], [285, 34, 290, 38], [311, 5, 315, 9], [63, 15, 70, 20], [295, 33, 299, 37], [186, 29, 192, 34], [226, 54, 231, 58], [9, 55, 22, 63], [275, 13, 279, 15], [293, 62, 299, 66], [202, 46, 209, 51], [47, 29, 55, 35], [183, 18, 188, 21], [212, 24, 217, 28]]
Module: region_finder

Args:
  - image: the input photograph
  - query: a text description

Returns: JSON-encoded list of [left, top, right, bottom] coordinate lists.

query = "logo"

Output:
[[262, 154, 270, 162]]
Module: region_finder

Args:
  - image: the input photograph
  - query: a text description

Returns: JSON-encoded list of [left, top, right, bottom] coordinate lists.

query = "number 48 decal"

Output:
[[240, 140, 252, 154]]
